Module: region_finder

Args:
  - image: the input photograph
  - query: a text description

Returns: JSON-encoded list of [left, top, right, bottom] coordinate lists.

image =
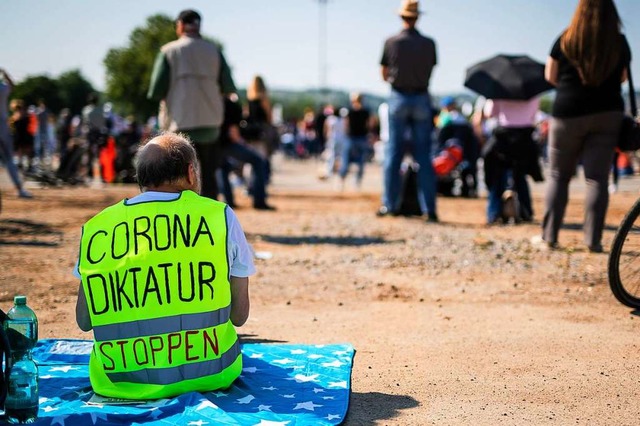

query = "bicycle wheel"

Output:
[[609, 198, 640, 308]]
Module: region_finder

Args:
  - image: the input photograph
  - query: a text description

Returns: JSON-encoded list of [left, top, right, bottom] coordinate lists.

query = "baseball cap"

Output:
[[177, 9, 201, 25], [440, 96, 456, 108]]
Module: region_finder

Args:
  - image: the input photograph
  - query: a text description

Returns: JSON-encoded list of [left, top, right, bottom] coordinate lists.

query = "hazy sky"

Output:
[[1, 0, 638, 97]]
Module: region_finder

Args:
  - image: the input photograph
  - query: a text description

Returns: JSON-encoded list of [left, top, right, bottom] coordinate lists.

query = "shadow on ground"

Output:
[[562, 222, 619, 232], [0, 219, 62, 246], [345, 391, 419, 424], [238, 333, 288, 344], [252, 234, 402, 246]]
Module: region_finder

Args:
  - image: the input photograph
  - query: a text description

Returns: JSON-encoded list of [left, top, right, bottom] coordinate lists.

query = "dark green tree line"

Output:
[[10, 69, 95, 115], [103, 14, 176, 119], [103, 14, 226, 120]]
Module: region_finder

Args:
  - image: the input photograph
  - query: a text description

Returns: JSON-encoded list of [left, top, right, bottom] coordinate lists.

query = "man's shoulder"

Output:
[[161, 38, 183, 53], [162, 36, 219, 54], [384, 31, 402, 45], [83, 201, 126, 228], [412, 30, 435, 45], [385, 29, 435, 45]]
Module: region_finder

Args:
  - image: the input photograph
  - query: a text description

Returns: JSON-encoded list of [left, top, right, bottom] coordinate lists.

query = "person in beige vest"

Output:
[[148, 9, 237, 200]]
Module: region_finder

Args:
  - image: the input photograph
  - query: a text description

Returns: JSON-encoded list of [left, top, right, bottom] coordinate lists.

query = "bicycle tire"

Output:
[[608, 197, 640, 308]]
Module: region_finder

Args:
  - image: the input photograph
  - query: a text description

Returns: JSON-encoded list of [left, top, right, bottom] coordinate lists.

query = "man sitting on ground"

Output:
[[75, 132, 253, 399]]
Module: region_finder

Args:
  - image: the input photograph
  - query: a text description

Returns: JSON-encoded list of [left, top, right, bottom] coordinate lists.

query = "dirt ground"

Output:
[[1, 156, 640, 425]]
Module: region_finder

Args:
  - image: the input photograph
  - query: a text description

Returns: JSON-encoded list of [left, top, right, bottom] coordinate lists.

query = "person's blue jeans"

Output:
[[384, 90, 436, 215], [487, 169, 532, 223], [339, 135, 367, 184], [0, 127, 25, 191], [326, 137, 343, 176], [218, 142, 268, 207]]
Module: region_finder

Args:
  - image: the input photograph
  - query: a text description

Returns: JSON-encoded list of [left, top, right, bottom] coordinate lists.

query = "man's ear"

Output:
[[186, 163, 196, 186]]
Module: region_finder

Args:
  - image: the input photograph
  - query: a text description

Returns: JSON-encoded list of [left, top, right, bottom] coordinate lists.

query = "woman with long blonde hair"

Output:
[[245, 75, 277, 180], [538, 0, 631, 253], [246, 75, 272, 126]]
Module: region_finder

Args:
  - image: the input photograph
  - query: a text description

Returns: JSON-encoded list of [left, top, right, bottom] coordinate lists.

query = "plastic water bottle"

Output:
[[3, 296, 39, 424]]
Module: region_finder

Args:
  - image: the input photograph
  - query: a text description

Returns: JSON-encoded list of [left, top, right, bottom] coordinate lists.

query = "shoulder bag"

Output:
[[618, 63, 640, 151]]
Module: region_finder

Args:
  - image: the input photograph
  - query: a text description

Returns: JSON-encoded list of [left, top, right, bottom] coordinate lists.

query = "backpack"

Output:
[[0, 308, 10, 408], [396, 163, 423, 217]]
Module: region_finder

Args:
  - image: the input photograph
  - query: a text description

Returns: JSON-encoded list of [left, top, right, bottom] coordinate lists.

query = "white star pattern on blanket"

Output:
[[195, 400, 219, 411], [236, 395, 256, 404], [49, 365, 79, 373], [31, 340, 354, 425], [293, 401, 323, 411], [328, 381, 348, 389], [287, 373, 319, 383]]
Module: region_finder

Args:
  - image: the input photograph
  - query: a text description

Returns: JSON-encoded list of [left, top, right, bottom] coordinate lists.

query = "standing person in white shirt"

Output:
[[481, 98, 544, 224], [320, 107, 347, 181]]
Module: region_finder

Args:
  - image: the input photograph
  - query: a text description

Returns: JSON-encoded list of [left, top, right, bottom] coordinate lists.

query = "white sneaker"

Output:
[[530, 235, 557, 251], [502, 190, 518, 223], [608, 183, 618, 194]]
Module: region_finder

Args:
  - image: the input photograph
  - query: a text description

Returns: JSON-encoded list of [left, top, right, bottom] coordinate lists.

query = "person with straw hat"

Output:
[[378, 0, 439, 222]]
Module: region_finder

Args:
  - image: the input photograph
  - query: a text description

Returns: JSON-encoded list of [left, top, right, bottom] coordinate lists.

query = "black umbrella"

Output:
[[464, 54, 554, 100]]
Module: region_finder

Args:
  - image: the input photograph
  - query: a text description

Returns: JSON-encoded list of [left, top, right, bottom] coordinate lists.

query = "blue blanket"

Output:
[[3, 339, 354, 425]]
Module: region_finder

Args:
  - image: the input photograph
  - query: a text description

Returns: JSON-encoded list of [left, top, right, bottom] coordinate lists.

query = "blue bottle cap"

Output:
[[14, 295, 27, 305]]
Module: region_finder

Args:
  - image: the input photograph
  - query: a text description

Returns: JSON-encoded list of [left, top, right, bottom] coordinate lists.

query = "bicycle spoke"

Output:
[[609, 200, 640, 308], [620, 225, 640, 296]]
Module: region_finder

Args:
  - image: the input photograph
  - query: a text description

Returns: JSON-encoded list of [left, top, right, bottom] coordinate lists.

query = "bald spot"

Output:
[[138, 133, 187, 166], [135, 132, 199, 192]]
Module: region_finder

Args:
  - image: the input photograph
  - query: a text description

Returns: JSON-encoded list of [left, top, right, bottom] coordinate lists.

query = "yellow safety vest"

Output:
[[78, 190, 241, 399]]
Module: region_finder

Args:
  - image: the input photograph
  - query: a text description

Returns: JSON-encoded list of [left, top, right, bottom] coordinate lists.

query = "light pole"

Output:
[[316, 0, 329, 104]]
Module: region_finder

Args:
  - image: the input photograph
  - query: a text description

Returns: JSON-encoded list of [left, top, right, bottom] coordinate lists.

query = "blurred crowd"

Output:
[[2, 71, 635, 206], [1, 0, 637, 250]]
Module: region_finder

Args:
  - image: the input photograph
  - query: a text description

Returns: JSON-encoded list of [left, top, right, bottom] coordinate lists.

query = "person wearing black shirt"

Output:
[[379, 0, 438, 222], [218, 95, 274, 210], [539, 0, 631, 253], [339, 93, 371, 190]]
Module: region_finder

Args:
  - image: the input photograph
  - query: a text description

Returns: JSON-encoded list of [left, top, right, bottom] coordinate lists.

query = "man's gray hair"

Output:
[[135, 132, 198, 190]]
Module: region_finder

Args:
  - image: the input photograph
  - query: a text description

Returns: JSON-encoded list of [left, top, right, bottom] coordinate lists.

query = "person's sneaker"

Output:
[[426, 213, 439, 223], [376, 206, 393, 217], [18, 189, 33, 199], [588, 244, 604, 254], [519, 214, 534, 223], [502, 190, 518, 223], [254, 203, 276, 211], [530, 235, 557, 251]]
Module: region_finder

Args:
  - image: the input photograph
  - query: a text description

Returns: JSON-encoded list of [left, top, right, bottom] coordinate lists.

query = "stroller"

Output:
[[56, 138, 90, 185], [435, 122, 480, 197], [395, 139, 464, 216]]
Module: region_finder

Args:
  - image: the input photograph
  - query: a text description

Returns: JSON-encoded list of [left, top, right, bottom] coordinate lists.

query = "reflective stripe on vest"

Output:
[[93, 307, 231, 341], [79, 191, 239, 396]]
